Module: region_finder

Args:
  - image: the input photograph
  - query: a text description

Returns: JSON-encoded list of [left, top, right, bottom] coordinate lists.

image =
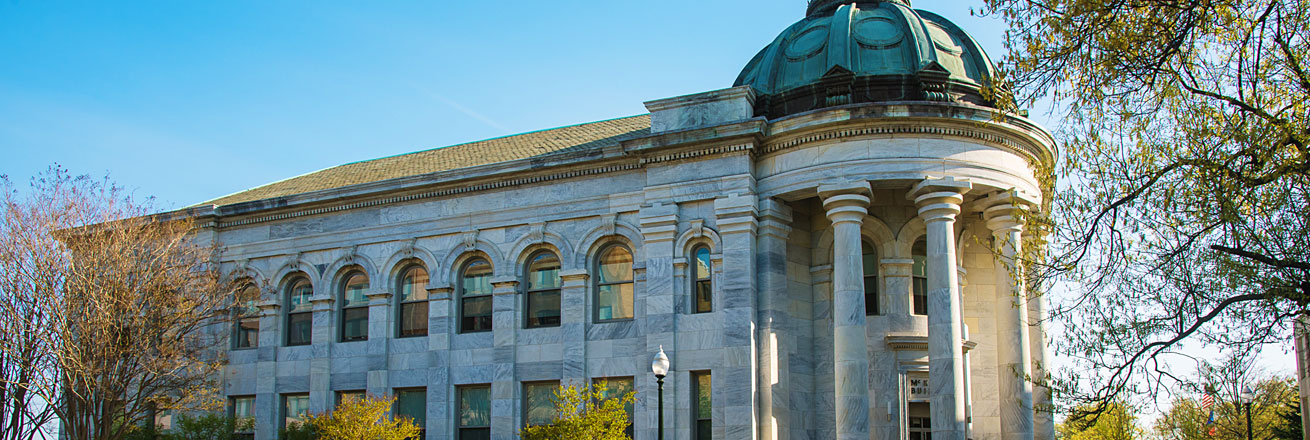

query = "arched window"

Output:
[[595, 244, 634, 322], [397, 264, 429, 338], [692, 245, 712, 314], [339, 271, 369, 342], [285, 276, 313, 346], [459, 258, 493, 333], [233, 283, 261, 349], [524, 251, 561, 328], [912, 238, 928, 316], [862, 241, 879, 315]]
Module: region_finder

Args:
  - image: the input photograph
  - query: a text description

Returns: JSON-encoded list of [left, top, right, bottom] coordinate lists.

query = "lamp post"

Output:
[[652, 346, 670, 440], [1240, 385, 1255, 440]]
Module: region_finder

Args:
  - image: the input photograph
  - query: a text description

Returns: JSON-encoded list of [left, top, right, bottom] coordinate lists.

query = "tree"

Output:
[[1058, 401, 1144, 440], [979, 0, 1310, 416], [519, 382, 635, 440], [299, 394, 420, 440], [1154, 375, 1298, 440], [0, 167, 229, 440], [1269, 400, 1303, 440]]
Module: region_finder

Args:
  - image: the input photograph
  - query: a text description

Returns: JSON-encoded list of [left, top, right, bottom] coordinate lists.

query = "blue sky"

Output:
[[0, 0, 1016, 208]]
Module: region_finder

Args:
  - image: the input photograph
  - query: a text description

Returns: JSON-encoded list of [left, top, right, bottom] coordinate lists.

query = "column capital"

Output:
[[759, 198, 793, 239], [910, 177, 971, 222], [819, 181, 872, 225], [639, 202, 680, 243], [559, 269, 590, 285], [974, 191, 1039, 235], [491, 277, 519, 295]]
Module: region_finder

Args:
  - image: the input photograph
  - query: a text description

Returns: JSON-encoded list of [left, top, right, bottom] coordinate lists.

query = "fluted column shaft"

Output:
[[911, 178, 971, 440], [982, 193, 1035, 440], [819, 182, 873, 440]]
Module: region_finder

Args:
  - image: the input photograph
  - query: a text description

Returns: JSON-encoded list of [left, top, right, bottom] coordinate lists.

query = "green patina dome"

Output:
[[735, 0, 998, 118]]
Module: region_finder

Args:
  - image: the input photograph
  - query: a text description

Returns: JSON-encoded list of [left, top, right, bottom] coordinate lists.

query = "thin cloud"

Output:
[[412, 85, 509, 132]]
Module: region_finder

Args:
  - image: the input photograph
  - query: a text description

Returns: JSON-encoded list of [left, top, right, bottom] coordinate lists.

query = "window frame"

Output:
[[522, 380, 561, 427], [338, 269, 370, 342], [393, 387, 427, 438], [232, 283, 261, 350], [284, 276, 313, 347], [456, 384, 492, 440], [523, 251, 562, 329], [593, 244, 635, 323], [862, 241, 880, 316], [691, 245, 713, 314], [396, 263, 430, 338], [334, 390, 365, 408], [280, 393, 310, 435], [911, 238, 928, 316], [228, 395, 256, 439], [691, 371, 712, 440], [458, 258, 494, 334], [591, 376, 635, 438]]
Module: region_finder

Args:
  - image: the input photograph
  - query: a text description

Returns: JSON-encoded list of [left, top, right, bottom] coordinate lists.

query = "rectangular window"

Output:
[[593, 377, 634, 438], [694, 279, 712, 313], [912, 277, 927, 316], [235, 316, 260, 349], [457, 385, 491, 440], [286, 312, 312, 346], [399, 301, 428, 337], [340, 307, 368, 342], [395, 388, 426, 438], [229, 396, 255, 439], [281, 393, 310, 435], [526, 289, 561, 328], [595, 283, 634, 321], [523, 381, 559, 427], [335, 390, 365, 408], [908, 402, 931, 440], [692, 371, 712, 440], [460, 296, 493, 333]]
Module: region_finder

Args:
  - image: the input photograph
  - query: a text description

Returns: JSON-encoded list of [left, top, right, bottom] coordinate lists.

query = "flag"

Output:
[[1201, 392, 1217, 436]]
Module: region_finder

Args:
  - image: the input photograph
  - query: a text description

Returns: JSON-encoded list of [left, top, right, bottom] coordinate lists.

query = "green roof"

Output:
[[204, 115, 651, 207]]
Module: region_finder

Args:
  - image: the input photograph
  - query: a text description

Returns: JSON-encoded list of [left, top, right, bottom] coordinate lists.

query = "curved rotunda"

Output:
[[191, 1, 1055, 440]]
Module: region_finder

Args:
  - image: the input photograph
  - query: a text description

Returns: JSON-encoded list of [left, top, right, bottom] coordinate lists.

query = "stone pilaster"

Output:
[[979, 192, 1035, 440], [366, 289, 393, 396], [818, 181, 873, 440], [427, 286, 454, 440], [559, 270, 590, 386], [256, 301, 281, 440], [309, 293, 335, 414], [757, 198, 793, 440], [639, 203, 678, 440], [490, 278, 519, 439], [1030, 292, 1055, 440], [910, 177, 971, 440], [715, 194, 760, 440]]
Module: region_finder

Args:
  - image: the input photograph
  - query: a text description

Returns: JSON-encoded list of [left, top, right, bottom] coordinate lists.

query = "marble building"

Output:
[[192, 0, 1057, 439]]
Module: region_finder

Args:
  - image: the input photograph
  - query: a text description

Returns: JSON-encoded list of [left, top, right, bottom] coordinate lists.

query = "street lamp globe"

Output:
[[652, 345, 670, 378], [1240, 385, 1255, 404]]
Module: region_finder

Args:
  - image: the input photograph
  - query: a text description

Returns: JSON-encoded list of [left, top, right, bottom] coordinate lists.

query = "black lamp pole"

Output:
[[1245, 401, 1253, 440], [657, 373, 666, 440]]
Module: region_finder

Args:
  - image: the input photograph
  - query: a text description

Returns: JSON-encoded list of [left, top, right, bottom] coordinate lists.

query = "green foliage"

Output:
[[1153, 376, 1299, 440], [1270, 400, 1304, 440], [122, 414, 240, 440], [1058, 401, 1143, 440], [519, 382, 636, 440], [980, 0, 1310, 408], [305, 394, 421, 440], [279, 421, 319, 440]]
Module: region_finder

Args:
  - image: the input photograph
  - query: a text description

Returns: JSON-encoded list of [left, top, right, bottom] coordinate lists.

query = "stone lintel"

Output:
[[559, 269, 590, 284], [491, 277, 519, 295]]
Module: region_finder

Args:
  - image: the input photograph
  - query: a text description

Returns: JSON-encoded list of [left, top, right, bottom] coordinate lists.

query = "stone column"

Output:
[[818, 181, 873, 440], [1031, 293, 1055, 440], [715, 194, 760, 440], [559, 270, 590, 386], [910, 177, 971, 440], [758, 198, 793, 440], [366, 288, 393, 396], [490, 278, 519, 439], [639, 203, 678, 440], [981, 192, 1035, 440], [309, 292, 335, 414], [427, 286, 454, 440]]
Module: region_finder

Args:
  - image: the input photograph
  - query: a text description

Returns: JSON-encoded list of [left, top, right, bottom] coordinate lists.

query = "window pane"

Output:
[[527, 253, 561, 290], [594, 378, 635, 415], [526, 290, 561, 328], [911, 239, 927, 278], [236, 317, 259, 349], [865, 276, 879, 316], [287, 312, 311, 346], [459, 428, 490, 440], [342, 272, 369, 307], [231, 396, 255, 434], [694, 280, 712, 313], [400, 302, 428, 337], [396, 389, 427, 429], [913, 277, 928, 316], [598, 246, 633, 284], [862, 242, 877, 276], [697, 420, 712, 440], [458, 386, 491, 427], [694, 247, 711, 280], [341, 307, 368, 341], [283, 394, 310, 431], [694, 373, 711, 420], [239, 286, 261, 317], [288, 279, 313, 313], [336, 390, 364, 407], [400, 266, 429, 302], [461, 296, 493, 332], [596, 283, 634, 321], [524, 382, 559, 426], [462, 260, 492, 297]]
